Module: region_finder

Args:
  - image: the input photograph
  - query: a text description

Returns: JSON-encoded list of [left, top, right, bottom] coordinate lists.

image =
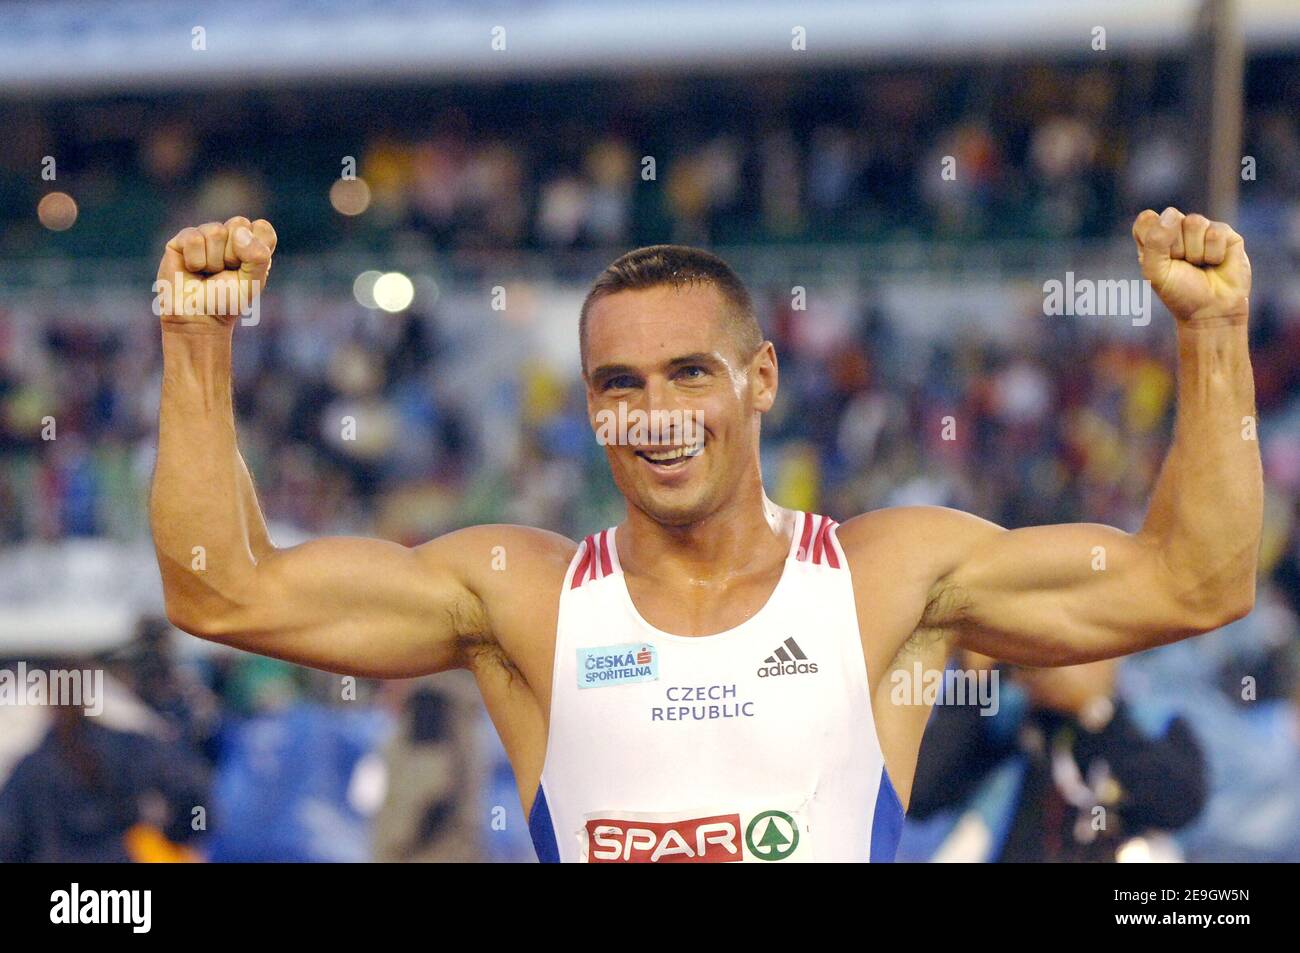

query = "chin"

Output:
[[634, 490, 714, 528]]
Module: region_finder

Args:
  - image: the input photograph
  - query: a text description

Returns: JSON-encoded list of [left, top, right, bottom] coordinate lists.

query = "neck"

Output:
[[619, 486, 793, 583]]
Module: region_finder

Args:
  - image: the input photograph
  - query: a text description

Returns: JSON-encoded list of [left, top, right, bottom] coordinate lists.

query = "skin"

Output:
[[150, 208, 1260, 815]]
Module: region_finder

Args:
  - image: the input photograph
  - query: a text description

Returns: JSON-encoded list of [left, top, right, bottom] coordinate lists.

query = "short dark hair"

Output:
[[579, 244, 762, 375]]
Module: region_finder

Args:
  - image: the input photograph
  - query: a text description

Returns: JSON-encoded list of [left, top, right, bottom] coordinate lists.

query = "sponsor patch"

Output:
[[577, 642, 658, 689], [580, 805, 812, 862]]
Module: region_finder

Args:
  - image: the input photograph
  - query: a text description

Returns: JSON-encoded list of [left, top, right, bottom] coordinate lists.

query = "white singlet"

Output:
[[528, 510, 904, 863]]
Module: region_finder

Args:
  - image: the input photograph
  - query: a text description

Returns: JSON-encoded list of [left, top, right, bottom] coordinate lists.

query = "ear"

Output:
[[751, 341, 778, 413]]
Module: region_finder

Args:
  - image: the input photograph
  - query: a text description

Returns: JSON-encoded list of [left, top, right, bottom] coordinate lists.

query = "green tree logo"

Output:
[[745, 811, 799, 861]]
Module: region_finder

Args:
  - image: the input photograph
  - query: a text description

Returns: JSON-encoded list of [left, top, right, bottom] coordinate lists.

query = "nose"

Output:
[[637, 376, 698, 446], [642, 375, 694, 428], [642, 375, 671, 414]]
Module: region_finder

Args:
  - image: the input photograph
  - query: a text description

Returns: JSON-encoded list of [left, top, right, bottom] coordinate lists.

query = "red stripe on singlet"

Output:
[[812, 515, 829, 564], [570, 537, 594, 589], [798, 512, 815, 561], [598, 529, 613, 577], [824, 520, 841, 569]]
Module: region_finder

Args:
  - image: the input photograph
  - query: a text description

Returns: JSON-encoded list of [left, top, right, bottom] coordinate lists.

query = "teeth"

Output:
[[641, 444, 703, 463]]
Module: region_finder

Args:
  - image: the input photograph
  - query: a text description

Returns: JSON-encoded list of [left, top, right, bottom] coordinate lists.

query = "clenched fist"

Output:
[[1132, 207, 1250, 326], [155, 217, 277, 328]]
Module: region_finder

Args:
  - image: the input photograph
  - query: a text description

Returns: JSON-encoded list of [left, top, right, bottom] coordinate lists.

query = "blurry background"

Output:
[[1, 0, 1298, 862]]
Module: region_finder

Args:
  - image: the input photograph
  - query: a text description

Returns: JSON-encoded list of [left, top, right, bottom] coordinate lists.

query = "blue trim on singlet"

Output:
[[869, 768, 905, 862], [528, 784, 560, 863]]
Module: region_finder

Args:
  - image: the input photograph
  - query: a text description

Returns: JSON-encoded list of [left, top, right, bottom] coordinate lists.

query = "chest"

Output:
[[621, 564, 789, 638], [551, 602, 874, 804]]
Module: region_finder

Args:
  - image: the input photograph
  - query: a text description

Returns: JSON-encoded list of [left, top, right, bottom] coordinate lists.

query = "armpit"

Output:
[[449, 590, 522, 682], [918, 578, 972, 634]]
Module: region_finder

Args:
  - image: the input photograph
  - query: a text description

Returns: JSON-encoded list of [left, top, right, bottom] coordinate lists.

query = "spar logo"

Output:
[[587, 813, 743, 862], [584, 809, 802, 862], [757, 637, 818, 678], [746, 810, 799, 860]]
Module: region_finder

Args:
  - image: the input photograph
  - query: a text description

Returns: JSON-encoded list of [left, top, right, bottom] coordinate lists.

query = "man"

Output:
[[151, 209, 1259, 862]]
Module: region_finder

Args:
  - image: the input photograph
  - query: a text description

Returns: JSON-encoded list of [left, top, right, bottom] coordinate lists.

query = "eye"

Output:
[[675, 365, 707, 381], [603, 374, 639, 391]]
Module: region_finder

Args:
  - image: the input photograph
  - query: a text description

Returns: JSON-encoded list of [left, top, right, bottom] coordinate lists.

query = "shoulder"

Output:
[[414, 523, 579, 596], [417, 523, 579, 557], [833, 505, 1003, 581], [412, 524, 579, 673]]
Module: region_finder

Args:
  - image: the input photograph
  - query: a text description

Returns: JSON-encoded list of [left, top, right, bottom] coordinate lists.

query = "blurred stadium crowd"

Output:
[[1, 56, 1299, 861], [2, 58, 1299, 263]]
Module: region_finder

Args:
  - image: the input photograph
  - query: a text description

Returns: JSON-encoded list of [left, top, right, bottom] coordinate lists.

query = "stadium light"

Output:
[[373, 272, 415, 313]]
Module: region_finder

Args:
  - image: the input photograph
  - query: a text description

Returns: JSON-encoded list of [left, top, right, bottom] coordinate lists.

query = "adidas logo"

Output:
[[757, 637, 819, 678]]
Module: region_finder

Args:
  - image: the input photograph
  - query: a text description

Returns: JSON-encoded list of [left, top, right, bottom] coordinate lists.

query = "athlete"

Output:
[[151, 208, 1260, 862]]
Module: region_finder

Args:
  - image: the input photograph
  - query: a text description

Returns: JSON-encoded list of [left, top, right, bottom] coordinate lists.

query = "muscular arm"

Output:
[[150, 218, 567, 679], [880, 210, 1262, 666]]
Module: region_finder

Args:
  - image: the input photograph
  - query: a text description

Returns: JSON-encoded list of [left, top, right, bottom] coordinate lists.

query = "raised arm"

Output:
[[905, 208, 1261, 666], [150, 218, 566, 678]]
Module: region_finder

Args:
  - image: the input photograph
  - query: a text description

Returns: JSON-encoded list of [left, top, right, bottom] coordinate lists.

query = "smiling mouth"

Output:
[[634, 442, 705, 468]]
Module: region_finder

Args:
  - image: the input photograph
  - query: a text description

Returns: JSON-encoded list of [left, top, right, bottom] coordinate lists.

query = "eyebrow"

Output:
[[588, 363, 638, 388], [665, 352, 718, 370], [589, 352, 720, 387]]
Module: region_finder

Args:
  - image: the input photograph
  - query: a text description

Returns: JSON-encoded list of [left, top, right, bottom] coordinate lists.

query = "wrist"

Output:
[[160, 319, 236, 337], [1175, 317, 1251, 369], [1176, 303, 1249, 330], [160, 321, 235, 382]]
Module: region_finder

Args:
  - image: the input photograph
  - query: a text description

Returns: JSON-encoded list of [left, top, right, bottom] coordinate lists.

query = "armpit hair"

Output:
[[905, 579, 972, 655], [447, 590, 522, 682]]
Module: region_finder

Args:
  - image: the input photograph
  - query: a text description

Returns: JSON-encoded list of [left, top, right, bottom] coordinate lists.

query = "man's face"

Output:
[[584, 283, 776, 527]]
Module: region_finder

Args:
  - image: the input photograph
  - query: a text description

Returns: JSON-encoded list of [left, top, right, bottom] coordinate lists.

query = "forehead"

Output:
[[585, 283, 733, 366]]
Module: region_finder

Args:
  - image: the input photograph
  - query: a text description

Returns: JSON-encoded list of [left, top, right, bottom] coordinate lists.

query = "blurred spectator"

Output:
[[905, 657, 1208, 862], [371, 676, 485, 863], [0, 685, 210, 862]]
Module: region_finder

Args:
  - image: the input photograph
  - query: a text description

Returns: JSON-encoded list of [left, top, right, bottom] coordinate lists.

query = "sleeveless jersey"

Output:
[[528, 511, 903, 863]]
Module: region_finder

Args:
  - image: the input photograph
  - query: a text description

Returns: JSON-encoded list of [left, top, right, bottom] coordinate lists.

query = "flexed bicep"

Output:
[[929, 514, 1228, 666]]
